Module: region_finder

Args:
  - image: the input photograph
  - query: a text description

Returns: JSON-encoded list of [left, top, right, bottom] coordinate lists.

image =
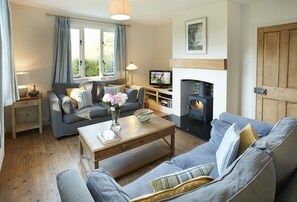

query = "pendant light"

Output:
[[110, 0, 130, 20]]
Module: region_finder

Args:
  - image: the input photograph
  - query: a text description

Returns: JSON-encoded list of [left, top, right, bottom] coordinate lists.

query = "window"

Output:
[[71, 24, 115, 79]]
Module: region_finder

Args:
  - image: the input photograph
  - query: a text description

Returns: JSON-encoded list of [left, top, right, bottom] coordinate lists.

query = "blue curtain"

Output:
[[52, 17, 73, 84], [0, 0, 19, 149], [114, 25, 127, 79]]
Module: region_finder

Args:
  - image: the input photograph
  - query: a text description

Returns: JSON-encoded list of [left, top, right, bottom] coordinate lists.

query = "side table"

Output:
[[11, 94, 43, 139]]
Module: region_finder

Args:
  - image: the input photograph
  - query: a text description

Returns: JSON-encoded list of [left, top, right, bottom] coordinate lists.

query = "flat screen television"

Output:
[[149, 70, 172, 88]]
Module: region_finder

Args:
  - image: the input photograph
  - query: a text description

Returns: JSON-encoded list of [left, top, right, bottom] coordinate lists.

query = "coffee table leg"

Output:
[[171, 133, 175, 156]]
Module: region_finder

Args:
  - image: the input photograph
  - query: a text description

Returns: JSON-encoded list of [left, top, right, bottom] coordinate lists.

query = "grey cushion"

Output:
[[209, 119, 231, 147], [63, 103, 107, 124], [275, 169, 297, 202], [53, 83, 79, 95], [86, 168, 130, 202], [125, 88, 138, 103], [219, 112, 273, 137], [120, 102, 140, 112], [57, 169, 94, 202], [168, 147, 276, 202], [254, 117, 297, 193], [93, 82, 108, 102], [58, 94, 75, 114], [123, 161, 183, 199], [171, 142, 219, 178]]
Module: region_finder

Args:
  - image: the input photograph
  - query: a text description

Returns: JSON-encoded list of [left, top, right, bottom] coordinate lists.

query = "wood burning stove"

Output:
[[189, 81, 213, 123]]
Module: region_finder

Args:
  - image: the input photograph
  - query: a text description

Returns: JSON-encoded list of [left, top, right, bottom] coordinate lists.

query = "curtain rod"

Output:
[[46, 12, 130, 27]]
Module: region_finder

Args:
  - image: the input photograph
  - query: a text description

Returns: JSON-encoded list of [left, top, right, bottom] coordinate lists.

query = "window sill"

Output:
[[73, 76, 117, 83]]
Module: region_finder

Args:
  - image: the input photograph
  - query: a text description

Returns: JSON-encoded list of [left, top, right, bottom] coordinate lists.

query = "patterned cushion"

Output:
[[109, 84, 126, 93], [103, 86, 121, 95], [216, 123, 240, 175], [149, 162, 214, 192], [66, 86, 85, 108], [132, 176, 214, 202], [77, 90, 93, 109], [237, 123, 259, 157]]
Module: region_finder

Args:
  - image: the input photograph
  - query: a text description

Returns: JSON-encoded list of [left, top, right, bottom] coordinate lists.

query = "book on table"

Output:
[[97, 129, 120, 144]]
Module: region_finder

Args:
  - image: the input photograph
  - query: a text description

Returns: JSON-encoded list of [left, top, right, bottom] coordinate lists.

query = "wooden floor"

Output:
[[0, 118, 204, 202]]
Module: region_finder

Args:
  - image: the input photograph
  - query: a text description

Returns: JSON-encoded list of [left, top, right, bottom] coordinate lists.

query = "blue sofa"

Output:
[[56, 113, 297, 201], [47, 79, 144, 138]]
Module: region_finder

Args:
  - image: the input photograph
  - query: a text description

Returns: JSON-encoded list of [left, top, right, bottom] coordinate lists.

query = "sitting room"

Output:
[[1, 0, 297, 201]]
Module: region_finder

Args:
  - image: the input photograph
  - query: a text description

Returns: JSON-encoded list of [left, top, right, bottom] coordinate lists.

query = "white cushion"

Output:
[[77, 90, 93, 109], [216, 123, 240, 175]]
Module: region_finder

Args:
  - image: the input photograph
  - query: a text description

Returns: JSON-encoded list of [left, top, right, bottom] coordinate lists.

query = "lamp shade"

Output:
[[110, 0, 130, 20], [16, 72, 30, 86], [126, 62, 138, 71]]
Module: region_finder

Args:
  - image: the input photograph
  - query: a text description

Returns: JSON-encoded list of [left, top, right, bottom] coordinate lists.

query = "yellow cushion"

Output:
[[131, 176, 214, 202], [236, 124, 259, 157], [108, 84, 126, 93], [66, 87, 85, 108]]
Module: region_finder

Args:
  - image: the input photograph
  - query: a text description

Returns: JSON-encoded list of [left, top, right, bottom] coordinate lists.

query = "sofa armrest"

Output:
[[47, 91, 63, 138], [57, 169, 94, 202]]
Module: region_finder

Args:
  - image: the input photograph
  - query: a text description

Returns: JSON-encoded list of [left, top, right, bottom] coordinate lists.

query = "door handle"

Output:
[[254, 87, 267, 95]]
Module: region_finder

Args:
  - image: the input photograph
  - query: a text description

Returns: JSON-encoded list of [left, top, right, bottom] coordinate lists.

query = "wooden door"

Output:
[[256, 22, 297, 124]]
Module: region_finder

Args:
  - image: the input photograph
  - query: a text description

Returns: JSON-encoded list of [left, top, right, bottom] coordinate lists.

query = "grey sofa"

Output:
[[56, 112, 297, 201], [48, 79, 144, 138]]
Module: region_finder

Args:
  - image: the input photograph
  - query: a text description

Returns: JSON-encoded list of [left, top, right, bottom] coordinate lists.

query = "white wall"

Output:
[[126, 22, 172, 86], [172, 1, 230, 117], [240, 0, 297, 119], [173, 1, 228, 59], [227, 2, 241, 114]]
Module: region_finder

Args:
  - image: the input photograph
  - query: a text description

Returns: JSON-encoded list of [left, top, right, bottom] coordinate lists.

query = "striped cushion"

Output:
[[149, 162, 214, 192], [104, 86, 121, 95], [77, 90, 93, 109], [216, 123, 240, 175]]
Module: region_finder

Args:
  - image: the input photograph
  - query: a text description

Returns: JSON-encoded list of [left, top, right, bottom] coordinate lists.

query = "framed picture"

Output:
[[186, 17, 207, 54]]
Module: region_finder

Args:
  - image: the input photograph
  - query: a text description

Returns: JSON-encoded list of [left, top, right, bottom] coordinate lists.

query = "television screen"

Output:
[[149, 70, 172, 87]]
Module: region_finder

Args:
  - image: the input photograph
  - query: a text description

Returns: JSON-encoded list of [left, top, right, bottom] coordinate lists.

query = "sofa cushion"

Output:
[[53, 83, 79, 95], [132, 176, 214, 202], [168, 147, 276, 202], [63, 103, 107, 124], [149, 162, 214, 192], [125, 88, 138, 103], [104, 86, 121, 95], [171, 142, 218, 178], [93, 81, 108, 102], [123, 161, 183, 199], [66, 86, 85, 108], [254, 117, 297, 193], [108, 84, 126, 93], [58, 94, 75, 114], [237, 123, 259, 157], [86, 168, 130, 202], [80, 81, 97, 102], [120, 102, 140, 112], [77, 90, 93, 109], [216, 123, 240, 175], [209, 119, 231, 147], [219, 112, 273, 137]]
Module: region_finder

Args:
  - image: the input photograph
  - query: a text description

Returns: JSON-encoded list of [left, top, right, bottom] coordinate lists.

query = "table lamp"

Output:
[[16, 72, 30, 97], [126, 62, 138, 85]]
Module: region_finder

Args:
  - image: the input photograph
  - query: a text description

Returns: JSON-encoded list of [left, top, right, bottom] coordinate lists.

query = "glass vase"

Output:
[[110, 110, 121, 131]]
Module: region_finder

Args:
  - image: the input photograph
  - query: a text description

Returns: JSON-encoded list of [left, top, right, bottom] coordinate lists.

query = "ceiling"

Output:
[[9, 0, 249, 25]]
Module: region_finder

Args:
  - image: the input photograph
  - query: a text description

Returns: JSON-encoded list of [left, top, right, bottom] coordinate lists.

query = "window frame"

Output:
[[71, 21, 116, 81]]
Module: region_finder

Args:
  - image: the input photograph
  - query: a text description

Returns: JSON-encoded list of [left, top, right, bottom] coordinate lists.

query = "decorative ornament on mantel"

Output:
[[110, 0, 131, 20]]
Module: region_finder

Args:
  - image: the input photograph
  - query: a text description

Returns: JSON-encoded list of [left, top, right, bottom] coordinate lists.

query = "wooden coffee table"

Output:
[[78, 114, 175, 178]]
